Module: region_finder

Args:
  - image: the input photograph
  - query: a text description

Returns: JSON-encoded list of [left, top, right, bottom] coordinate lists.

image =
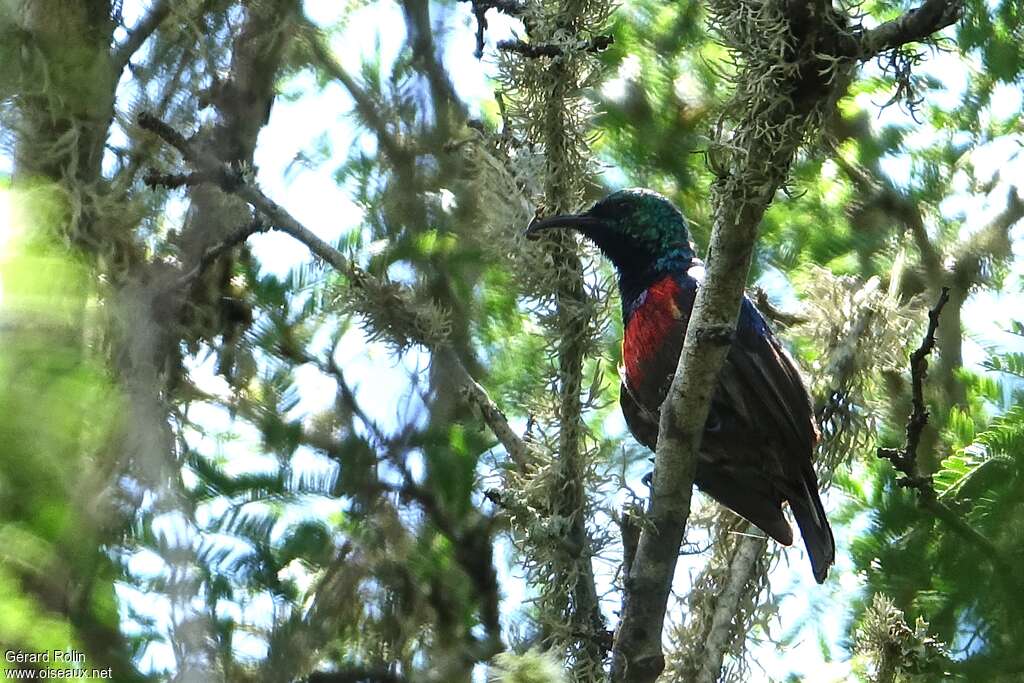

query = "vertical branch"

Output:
[[610, 12, 830, 679], [12, 1, 117, 184], [111, 0, 172, 72], [695, 531, 767, 683], [495, 2, 613, 679], [398, 0, 465, 135], [543, 36, 606, 681]]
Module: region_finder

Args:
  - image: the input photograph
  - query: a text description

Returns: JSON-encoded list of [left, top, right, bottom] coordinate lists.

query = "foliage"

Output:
[[0, 182, 139, 678], [852, 594, 950, 682], [489, 650, 567, 683], [0, 0, 1022, 682]]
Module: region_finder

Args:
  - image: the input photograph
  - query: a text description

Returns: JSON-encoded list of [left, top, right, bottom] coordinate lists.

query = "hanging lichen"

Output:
[[462, 0, 615, 679]]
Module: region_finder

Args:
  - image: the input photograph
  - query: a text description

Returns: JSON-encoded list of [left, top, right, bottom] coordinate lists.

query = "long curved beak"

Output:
[[525, 213, 605, 239]]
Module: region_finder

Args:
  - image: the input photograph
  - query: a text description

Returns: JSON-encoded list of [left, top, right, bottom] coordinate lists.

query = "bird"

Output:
[[527, 188, 835, 583]]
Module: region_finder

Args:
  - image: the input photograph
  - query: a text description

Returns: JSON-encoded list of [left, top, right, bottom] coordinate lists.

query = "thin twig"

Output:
[[142, 105, 511, 669], [877, 288, 1023, 590], [752, 287, 809, 327], [301, 19, 408, 164], [497, 35, 613, 58], [376, 471, 504, 648], [451, 362, 532, 471], [398, 0, 465, 123], [168, 215, 268, 292], [143, 169, 221, 189], [877, 287, 949, 492], [695, 531, 767, 683]]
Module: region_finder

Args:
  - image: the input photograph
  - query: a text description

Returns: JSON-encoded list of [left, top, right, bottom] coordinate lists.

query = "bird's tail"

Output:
[[790, 465, 835, 584]]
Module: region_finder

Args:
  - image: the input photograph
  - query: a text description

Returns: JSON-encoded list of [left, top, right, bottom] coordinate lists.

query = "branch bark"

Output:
[[506, 2, 611, 674], [836, 0, 962, 59], [695, 532, 768, 683], [8, 2, 140, 678], [753, 287, 810, 327], [139, 5, 301, 680], [458, 0, 527, 57], [399, 0, 465, 136]]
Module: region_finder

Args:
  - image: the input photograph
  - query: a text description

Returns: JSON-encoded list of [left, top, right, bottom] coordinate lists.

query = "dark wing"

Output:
[[712, 298, 835, 582], [618, 277, 834, 582]]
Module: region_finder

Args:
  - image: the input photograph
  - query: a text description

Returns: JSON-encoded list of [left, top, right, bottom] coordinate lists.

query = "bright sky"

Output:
[[2, 0, 1022, 680]]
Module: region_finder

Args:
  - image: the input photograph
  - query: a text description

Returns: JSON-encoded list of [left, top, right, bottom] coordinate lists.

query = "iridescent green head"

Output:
[[527, 189, 696, 277]]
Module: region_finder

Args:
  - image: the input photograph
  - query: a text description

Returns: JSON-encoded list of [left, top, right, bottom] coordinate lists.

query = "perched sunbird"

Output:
[[528, 188, 835, 583]]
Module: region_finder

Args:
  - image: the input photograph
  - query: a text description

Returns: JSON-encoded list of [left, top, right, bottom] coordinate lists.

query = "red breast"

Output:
[[622, 276, 686, 398]]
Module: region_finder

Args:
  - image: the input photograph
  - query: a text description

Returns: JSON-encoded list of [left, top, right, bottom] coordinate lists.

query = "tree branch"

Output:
[[137, 112, 533, 472], [752, 287, 809, 327], [952, 187, 1024, 284], [458, 0, 527, 58], [611, 68, 818, 679], [877, 288, 1023, 589], [398, 0, 465, 131], [497, 35, 614, 58], [609, 65, 802, 683], [877, 287, 949, 489], [512, 2, 611, 671], [450, 361, 532, 471], [835, 0, 963, 60], [610, 203, 754, 682], [111, 0, 172, 72], [696, 532, 768, 683], [168, 215, 268, 292], [832, 153, 945, 284], [111, 5, 300, 679]]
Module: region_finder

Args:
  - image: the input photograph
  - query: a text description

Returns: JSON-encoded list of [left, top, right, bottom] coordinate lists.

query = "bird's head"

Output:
[[526, 189, 696, 278]]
